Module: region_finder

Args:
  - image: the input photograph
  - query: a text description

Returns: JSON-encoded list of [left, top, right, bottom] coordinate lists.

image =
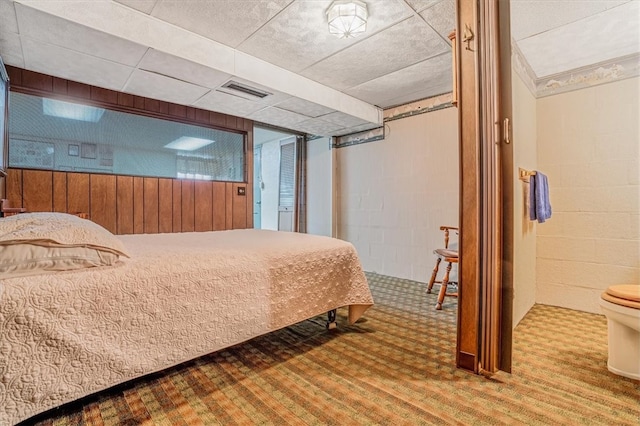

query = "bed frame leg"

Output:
[[326, 309, 337, 330]]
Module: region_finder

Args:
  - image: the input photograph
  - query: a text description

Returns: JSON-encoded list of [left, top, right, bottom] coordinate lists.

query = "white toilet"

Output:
[[599, 285, 640, 380]]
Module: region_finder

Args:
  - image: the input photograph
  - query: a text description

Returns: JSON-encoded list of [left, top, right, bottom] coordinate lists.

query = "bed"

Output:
[[0, 213, 373, 426]]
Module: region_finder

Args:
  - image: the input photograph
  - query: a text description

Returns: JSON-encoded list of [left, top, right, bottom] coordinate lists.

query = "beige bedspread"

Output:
[[0, 230, 373, 425]]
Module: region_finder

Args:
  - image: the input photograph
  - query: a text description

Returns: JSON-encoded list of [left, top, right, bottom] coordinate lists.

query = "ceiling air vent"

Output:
[[219, 81, 271, 99]]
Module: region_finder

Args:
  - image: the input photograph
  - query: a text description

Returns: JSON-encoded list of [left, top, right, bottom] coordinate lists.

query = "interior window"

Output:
[[8, 92, 245, 182]]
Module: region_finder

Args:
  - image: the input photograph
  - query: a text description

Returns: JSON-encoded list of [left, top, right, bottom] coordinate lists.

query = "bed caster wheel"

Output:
[[326, 322, 337, 330], [426, 288, 432, 294], [436, 303, 443, 310]]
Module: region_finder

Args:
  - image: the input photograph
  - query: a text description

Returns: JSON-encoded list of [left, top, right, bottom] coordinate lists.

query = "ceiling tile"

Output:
[[0, 31, 24, 68], [295, 118, 345, 136], [274, 97, 336, 118], [0, 0, 19, 33], [404, 0, 443, 13], [249, 106, 310, 128], [510, 0, 630, 41], [114, 0, 159, 15], [138, 49, 232, 89], [124, 69, 211, 105], [150, 0, 294, 48], [21, 38, 134, 91], [518, 1, 640, 77], [318, 111, 368, 128], [334, 122, 381, 136], [419, 0, 455, 42], [193, 90, 265, 117], [15, 3, 149, 67], [347, 53, 452, 108], [301, 16, 448, 90], [238, 0, 411, 72]]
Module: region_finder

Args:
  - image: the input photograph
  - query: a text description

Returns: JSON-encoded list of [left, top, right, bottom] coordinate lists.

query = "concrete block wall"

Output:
[[536, 77, 640, 313], [335, 107, 459, 282]]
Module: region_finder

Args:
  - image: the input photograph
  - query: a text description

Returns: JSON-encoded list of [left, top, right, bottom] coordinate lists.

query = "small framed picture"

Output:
[[68, 144, 79, 157], [81, 143, 97, 159]]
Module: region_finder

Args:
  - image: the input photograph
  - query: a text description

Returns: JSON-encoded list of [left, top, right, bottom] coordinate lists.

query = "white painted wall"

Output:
[[536, 77, 640, 314], [259, 139, 280, 230], [336, 107, 459, 282], [306, 137, 332, 236], [511, 71, 538, 327]]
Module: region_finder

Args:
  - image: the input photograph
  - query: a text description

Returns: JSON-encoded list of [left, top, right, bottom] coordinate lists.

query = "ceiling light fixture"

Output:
[[43, 98, 105, 122], [326, 0, 368, 39], [164, 136, 215, 151]]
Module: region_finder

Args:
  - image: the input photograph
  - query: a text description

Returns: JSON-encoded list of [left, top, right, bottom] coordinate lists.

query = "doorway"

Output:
[[253, 126, 300, 231]]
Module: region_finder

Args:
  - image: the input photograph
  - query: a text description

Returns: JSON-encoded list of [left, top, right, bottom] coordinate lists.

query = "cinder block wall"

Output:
[[536, 77, 640, 313], [336, 107, 459, 282]]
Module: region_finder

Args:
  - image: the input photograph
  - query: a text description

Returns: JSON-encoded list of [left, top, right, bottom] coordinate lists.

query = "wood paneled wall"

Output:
[[3, 66, 254, 232], [5, 168, 250, 234]]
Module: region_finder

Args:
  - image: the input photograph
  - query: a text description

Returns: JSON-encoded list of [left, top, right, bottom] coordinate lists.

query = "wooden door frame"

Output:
[[455, 0, 513, 374]]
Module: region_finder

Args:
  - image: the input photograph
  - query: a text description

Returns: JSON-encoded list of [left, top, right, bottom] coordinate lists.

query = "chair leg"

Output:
[[427, 257, 442, 294], [436, 262, 452, 310]]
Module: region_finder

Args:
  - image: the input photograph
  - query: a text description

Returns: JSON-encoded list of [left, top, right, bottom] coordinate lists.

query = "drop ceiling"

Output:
[[0, 0, 638, 139]]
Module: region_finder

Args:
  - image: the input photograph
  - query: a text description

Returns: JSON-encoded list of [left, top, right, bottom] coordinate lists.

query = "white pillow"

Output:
[[0, 212, 128, 277]]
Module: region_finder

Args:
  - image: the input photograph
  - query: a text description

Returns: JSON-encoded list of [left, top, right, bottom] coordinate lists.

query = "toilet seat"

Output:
[[601, 285, 640, 309]]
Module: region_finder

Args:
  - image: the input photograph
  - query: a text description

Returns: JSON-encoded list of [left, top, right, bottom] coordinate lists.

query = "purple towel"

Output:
[[529, 172, 552, 223]]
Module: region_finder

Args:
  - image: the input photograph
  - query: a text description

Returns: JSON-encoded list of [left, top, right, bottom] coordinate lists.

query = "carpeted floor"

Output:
[[22, 273, 639, 425]]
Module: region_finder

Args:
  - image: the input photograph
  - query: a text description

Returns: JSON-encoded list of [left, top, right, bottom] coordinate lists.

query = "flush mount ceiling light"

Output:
[[164, 136, 215, 151], [326, 0, 368, 39], [43, 98, 105, 122]]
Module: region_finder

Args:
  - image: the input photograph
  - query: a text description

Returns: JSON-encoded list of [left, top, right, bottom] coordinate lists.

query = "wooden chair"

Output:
[[0, 199, 27, 217], [427, 225, 459, 310]]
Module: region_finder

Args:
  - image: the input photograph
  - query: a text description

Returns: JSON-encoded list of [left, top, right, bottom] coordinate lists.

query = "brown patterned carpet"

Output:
[[21, 273, 639, 425]]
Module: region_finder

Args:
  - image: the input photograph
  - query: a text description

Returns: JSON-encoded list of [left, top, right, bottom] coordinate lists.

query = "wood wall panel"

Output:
[[53, 172, 67, 212], [143, 178, 159, 234], [225, 183, 233, 230], [212, 182, 226, 231], [172, 180, 182, 232], [133, 177, 144, 234], [67, 81, 91, 99], [52, 77, 67, 95], [232, 183, 247, 229], [116, 176, 134, 235], [6, 169, 23, 207], [194, 181, 213, 232], [23, 170, 53, 212], [158, 178, 173, 234], [22, 70, 52, 92], [67, 173, 90, 214], [5, 169, 253, 235], [90, 174, 117, 234], [181, 180, 195, 232]]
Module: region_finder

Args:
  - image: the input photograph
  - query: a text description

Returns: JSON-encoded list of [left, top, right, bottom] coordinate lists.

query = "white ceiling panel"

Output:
[[238, 0, 411, 72], [0, 30, 24, 68], [193, 90, 266, 117], [274, 97, 336, 118], [319, 111, 369, 128], [138, 49, 232, 89], [518, 1, 640, 77], [347, 53, 452, 107], [124, 69, 211, 105], [510, 0, 630, 41], [15, 3, 148, 67], [249, 106, 310, 128], [150, 0, 294, 48], [403, 0, 443, 13], [114, 0, 158, 15], [334, 122, 381, 136], [0, 0, 19, 33], [419, 0, 455, 42], [295, 118, 346, 136], [21, 38, 133, 91], [301, 16, 448, 90]]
